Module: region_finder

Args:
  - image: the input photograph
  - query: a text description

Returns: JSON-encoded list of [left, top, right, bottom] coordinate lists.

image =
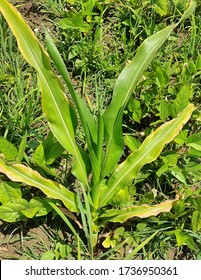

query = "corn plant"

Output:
[[0, 0, 196, 257]]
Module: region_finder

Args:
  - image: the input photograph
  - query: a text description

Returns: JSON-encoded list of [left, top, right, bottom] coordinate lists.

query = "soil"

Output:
[[12, 0, 55, 33], [0, 220, 52, 259]]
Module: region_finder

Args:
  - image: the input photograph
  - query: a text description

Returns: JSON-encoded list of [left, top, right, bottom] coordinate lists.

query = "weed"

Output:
[[0, 0, 200, 260]]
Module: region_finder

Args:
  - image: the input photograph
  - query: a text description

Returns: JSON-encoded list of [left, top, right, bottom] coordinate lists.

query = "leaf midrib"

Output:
[[103, 25, 175, 174], [0, 159, 76, 210], [101, 107, 191, 206], [4, 9, 87, 183]]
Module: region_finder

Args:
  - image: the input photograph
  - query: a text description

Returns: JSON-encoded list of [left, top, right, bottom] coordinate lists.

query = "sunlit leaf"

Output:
[[102, 1, 196, 178], [186, 132, 201, 151], [0, 154, 78, 212], [192, 210, 201, 232], [100, 198, 178, 223], [124, 135, 141, 152], [100, 104, 194, 207], [0, 198, 29, 222], [161, 151, 178, 166], [153, 0, 168, 16], [159, 99, 171, 120], [0, 137, 17, 161], [174, 129, 188, 144], [0, 181, 22, 204], [128, 98, 142, 123], [156, 66, 169, 87], [170, 166, 187, 184], [174, 229, 196, 250], [16, 132, 27, 162], [172, 84, 193, 117], [0, 0, 88, 185]]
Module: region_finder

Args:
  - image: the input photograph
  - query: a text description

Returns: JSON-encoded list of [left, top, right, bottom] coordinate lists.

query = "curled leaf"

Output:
[[101, 196, 179, 223]]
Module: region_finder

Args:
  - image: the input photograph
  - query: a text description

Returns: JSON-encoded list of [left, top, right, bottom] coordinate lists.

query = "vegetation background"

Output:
[[0, 0, 200, 259]]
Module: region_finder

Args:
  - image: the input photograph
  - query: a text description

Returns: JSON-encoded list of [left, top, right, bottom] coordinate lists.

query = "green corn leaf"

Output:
[[103, 23, 176, 176], [0, 154, 78, 212], [102, 1, 196, 178], [180, 1, 196, 21], [100, 104, 195, 207], [0, 0, 88, 185], [100, 197, 178, 223], [91, 112, 105, 206], [45, 31, 97, 149], [45, 30, 98, 178]]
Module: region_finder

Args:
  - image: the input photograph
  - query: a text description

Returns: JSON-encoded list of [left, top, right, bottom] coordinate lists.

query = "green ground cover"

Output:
[[0, 0, 200, 260]]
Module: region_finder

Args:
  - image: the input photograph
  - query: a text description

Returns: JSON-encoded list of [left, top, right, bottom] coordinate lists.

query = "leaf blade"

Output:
[[100, 104, 195, 207], [0, 154, 78, 212], [0, 0, 88, 185], [102, 1, 196, 178], [0, 181, 22, 204], [0, 137, 17, 161], [102, 24, 177, 177], [101, 198, 178, 223]]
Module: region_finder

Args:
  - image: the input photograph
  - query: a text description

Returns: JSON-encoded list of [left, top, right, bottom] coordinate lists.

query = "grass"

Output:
[[0, 0, 201, 260], [0, 15, 45, 146]]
